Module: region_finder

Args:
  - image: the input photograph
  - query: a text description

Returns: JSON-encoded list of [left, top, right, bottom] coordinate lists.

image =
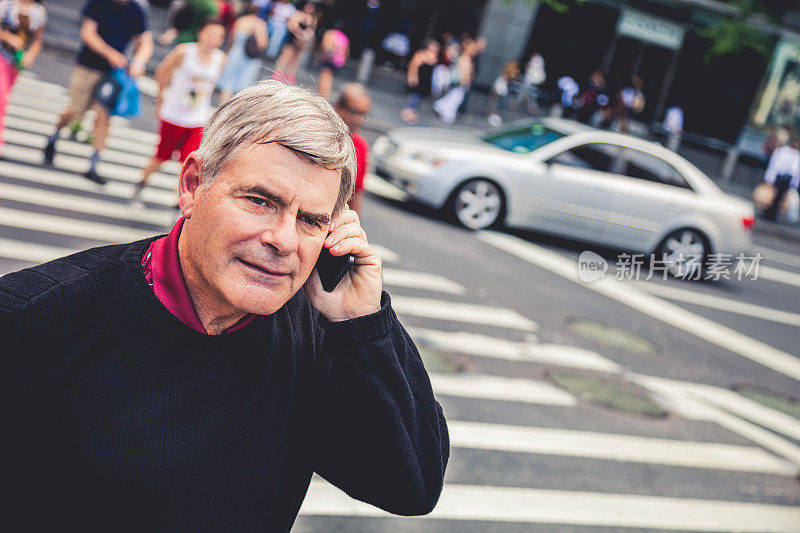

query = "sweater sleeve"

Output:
[[310, 291, 449, 516]]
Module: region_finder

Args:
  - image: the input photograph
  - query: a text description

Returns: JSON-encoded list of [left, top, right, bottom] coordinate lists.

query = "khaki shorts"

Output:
[[66, 64, 105, 115]]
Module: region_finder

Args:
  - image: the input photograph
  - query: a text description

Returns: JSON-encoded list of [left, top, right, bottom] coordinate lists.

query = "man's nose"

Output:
[[261, 213, 299, 255]]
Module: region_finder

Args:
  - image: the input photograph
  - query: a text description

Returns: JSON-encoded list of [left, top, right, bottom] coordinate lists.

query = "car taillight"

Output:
[[742, 216, 755, 230]]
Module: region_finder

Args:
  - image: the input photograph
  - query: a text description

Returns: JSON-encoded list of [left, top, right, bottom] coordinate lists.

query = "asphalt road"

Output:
[[1, 48, 798, 531]]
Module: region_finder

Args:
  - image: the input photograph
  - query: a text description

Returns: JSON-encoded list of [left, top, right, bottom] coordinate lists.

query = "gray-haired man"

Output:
[[3, 81, 449, 530]]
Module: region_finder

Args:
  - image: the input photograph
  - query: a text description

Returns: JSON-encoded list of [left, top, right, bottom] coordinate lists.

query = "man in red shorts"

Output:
[[131, 18, 226, 207], [334, 83, 371, 215]]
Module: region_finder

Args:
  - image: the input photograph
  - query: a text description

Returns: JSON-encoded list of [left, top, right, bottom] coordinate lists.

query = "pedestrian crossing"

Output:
[[3, 72, 799, 532]]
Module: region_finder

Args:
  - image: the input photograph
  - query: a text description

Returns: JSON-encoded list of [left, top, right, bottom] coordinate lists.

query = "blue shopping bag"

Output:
[[95, 69, 140, 118]]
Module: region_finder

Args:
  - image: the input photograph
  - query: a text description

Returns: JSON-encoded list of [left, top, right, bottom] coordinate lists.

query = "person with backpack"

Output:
[[217, 1, 268, 103], [42, 0, 152, 185], [130, 18, 226, 207], [0, 0, 46, 154]]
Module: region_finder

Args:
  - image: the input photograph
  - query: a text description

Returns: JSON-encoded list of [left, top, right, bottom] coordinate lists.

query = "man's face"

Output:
[[180, 142, 341, 317], [336, 93, 371, 134]]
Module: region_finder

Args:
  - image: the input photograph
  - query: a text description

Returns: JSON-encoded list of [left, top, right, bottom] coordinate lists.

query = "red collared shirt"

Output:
[[142, 218, 255, 335]]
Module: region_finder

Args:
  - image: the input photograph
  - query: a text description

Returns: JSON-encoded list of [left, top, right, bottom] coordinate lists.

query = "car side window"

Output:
[[621, 149, 692, 190], [550, 143, 618, 173]]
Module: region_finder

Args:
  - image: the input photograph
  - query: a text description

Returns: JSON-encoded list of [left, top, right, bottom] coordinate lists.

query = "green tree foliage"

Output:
[[702, 0, 800, 61]]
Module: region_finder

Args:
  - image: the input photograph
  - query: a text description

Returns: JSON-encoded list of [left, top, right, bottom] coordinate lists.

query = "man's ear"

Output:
[[178, 152, 202, 219]]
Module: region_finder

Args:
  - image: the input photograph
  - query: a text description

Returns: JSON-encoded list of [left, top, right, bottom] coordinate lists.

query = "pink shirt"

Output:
[[142, 218, 256, 335]]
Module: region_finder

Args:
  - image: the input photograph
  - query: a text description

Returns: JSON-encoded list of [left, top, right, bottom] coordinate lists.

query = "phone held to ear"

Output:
[[315, 246, 354, 292]]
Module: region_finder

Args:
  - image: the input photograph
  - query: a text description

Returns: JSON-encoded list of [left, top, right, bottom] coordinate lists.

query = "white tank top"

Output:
[[160, 44, 225, 128]]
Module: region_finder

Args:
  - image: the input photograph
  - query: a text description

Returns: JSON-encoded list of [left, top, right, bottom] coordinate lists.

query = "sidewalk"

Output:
[[38, 0, 800, 242]]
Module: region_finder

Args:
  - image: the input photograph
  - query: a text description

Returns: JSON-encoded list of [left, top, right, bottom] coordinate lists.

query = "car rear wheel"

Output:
[[451, 179, 504, 230], [657, 228, 707, 278]]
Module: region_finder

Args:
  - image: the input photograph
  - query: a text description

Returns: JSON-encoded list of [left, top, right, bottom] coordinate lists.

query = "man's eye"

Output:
[[247, 196, 267, 207], [302, 217, 323, 229]]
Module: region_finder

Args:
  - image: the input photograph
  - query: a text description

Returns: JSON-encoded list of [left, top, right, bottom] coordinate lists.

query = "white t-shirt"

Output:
[[0, 0, 47, 62], [160, 44, 225, 128]]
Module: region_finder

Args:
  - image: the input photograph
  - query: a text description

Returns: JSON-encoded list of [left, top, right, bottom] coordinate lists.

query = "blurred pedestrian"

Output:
[[456, 36, 486, 117], [556, 74, 579, 118], [0, 0, 47, 153], [511, 51, 545, 114], [432, 38, 478, 124], [576, 69, 607, 124], [159, 0, 218, 46], [616, 75, 645, 133], [762, 137, 800, 221], [316, 22, 349, 101], [217, 1, 268, 103], [486, 59, 519, 127], [264, 0, 294, 59], [663, 104, 684, 151], [400, 38, 439, 124], [334, 82, 371, 215], [131, 18, 226, 207], [43, 0, 153, 185], [431, 40, 458, 98], [272, 0, 316, 85], [379, 21, 410, 70]]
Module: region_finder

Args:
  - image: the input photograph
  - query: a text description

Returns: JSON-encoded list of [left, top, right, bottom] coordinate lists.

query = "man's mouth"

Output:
[[236, 258, 291, 277]]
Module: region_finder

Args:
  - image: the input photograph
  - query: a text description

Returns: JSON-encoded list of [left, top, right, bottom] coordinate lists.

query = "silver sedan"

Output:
[[372, 118, 755, 276]]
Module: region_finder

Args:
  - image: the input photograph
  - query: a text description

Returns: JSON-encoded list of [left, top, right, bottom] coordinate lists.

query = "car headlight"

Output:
[[408, 151, 446, 167]]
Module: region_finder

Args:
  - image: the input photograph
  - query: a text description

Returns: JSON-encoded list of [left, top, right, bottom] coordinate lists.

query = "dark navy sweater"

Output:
[[1, 238, 449, 531]]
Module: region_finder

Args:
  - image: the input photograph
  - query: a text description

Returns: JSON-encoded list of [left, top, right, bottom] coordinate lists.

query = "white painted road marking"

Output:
[[409, 327, 621, 372], [370, 243, 399, 263], [0, 237, 75, 264], [447, 420, 798, 476], [477, 231, 800, 382], [392, 295, 538, 331], [0, 206, 154, 243], [633, 281, 800, 327], [382, 268, 466, 295], [428, 372, 576, 406], [300, 480, 800, 531]]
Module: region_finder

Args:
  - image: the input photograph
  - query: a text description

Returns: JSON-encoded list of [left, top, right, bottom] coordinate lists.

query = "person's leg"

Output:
[[765, 177, 790, 221], [46, 66, 100, 164], [0, 55, 18, 150], [84, 102, 110, 183], [317, 67, 334, 100]]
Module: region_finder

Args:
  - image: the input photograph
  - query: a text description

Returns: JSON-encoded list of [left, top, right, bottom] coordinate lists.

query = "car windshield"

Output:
[[483, 124, 565, 154]]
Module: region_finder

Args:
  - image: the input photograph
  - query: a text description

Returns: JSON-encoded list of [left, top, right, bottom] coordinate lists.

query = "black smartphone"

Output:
[[315, 246, 354, 292]]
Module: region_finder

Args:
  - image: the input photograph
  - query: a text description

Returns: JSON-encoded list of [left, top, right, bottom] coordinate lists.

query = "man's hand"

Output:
[[128, 58, 146, 78], [107, 49, 128, 70], [304, 208, 382, 321]]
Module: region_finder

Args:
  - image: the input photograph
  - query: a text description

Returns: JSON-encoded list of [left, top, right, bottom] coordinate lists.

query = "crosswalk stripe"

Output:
[[370, 243, 399, 263], [0, 160, 176, 206], [365, 173, 408, 201], [4, 127, 182, 174], [9, 93, 130, 128], [392, 295, 538, 331], [447, 420, 797, 475], [409, 327, 621, 372], [759, 264, 800, 289], [634, 373, 800, 466], [1, 144, 177, 190], [300, 480, 800, 531], [429, 372, 576, 406], [0, 182, 173, 226], [0, 237, 75, 264], [478, 230, 800, 382], [633, 281, 800, 326], [4, 114, 158, 147], [382, 268, 466, 295], [756, 246, 800, 269], [6, 103, 68, 125], [0, 206, 154, 243], [3, 130, 181, 175]]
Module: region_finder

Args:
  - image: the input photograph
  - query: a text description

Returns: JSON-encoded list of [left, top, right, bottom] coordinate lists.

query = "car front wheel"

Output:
[[657, 228, 707, 278], [451, 179, 504, 230]]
